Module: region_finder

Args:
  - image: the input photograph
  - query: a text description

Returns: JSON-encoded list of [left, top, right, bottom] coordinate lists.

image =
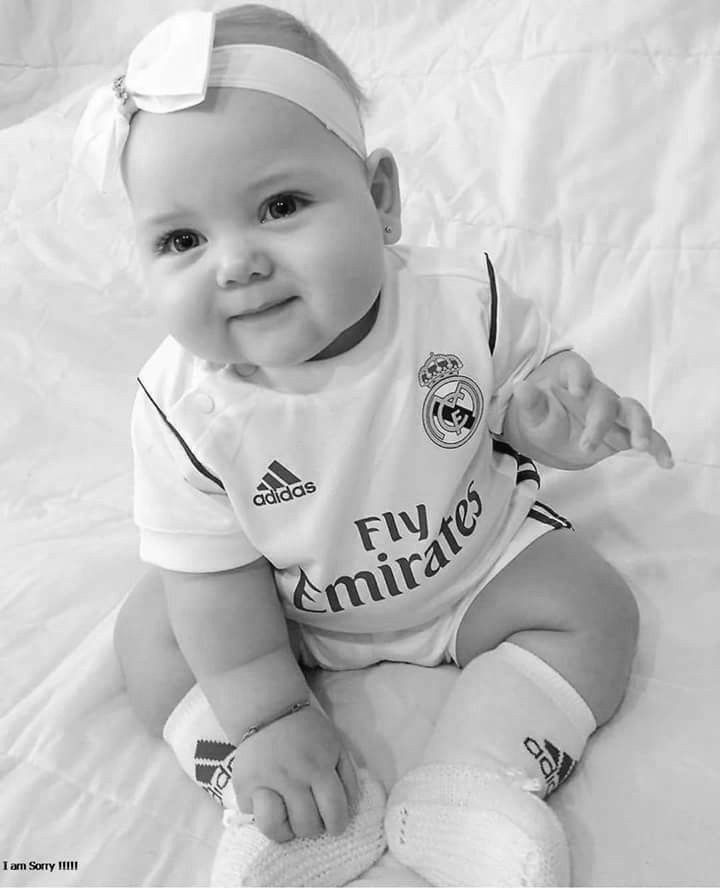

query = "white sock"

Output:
[[163, 685, 387, 886], [422, 642, 597, 795], [385, 642, 597, 887], [163, 683, 239, 808]]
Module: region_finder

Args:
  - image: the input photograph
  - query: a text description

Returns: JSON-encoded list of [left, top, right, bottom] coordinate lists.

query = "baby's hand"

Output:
[[506, 351, 674, 470], [231, 705, 358, 843]]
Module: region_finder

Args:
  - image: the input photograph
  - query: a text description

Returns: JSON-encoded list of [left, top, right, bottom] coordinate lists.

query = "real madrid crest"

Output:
[[418, 352, 484, 448]]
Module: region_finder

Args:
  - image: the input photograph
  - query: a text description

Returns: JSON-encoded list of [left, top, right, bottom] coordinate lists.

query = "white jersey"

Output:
[[133, 245, 567, 634]]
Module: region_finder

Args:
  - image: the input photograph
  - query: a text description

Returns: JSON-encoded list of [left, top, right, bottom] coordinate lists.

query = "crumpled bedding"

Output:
[[1, 0, 719, 885]]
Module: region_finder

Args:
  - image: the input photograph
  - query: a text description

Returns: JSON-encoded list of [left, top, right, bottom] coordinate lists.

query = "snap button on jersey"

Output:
[[194, 393, 215, 414]]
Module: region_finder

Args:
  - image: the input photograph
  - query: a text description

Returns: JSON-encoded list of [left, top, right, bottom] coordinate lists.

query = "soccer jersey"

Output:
[[132, 245, 567, 634]]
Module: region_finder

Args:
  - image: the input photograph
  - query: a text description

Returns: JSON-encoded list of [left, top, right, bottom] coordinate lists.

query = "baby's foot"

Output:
[[384, 762, 570, 887], [210, 768, 387, 887]]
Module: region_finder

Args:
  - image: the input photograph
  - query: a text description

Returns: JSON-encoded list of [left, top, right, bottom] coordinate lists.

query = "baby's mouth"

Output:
[[231, 296, 298, 320]]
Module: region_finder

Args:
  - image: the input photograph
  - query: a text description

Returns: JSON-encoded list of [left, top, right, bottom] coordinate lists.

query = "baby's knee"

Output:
[[529, 533, 640, 683], [578, 555, 639, 657]]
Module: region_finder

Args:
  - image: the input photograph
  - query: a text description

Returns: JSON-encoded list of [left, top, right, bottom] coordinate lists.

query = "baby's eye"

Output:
[[153, 230, 204, 255], [261, 194, 304, 222]]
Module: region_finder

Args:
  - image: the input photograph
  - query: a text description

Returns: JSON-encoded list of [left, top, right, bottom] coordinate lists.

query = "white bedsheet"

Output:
[[2, 1, 719, 885]]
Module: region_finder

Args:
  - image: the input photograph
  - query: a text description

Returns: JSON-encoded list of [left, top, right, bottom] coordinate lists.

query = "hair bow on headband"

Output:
[[72, 11, 215, 190], [72, 9, 366, 191]]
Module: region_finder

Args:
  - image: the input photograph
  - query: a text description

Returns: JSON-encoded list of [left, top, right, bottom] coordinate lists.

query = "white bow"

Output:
[[72, 10, 215, 190], [72, 9, 366, 192]]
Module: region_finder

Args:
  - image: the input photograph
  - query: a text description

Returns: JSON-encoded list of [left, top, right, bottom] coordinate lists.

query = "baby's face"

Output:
[[124, 88, 393, 367]]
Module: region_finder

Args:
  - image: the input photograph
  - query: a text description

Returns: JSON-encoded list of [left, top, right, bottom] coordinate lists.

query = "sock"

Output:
[[162, 683, 239, 808], [163, 684, 387, 886], [385, 642, 597, 887], [422, 642, 597, 796]]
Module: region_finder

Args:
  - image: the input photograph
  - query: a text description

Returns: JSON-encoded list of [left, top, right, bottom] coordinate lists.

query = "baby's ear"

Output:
[[365, 148, 402, 242]]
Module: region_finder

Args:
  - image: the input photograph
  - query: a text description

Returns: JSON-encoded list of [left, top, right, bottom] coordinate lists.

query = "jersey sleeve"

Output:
[[484, 256, 571, 435], [131, 388, 261, 573]]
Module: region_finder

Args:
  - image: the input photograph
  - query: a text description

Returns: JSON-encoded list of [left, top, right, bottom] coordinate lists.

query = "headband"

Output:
[[72, 9, 367, 190]]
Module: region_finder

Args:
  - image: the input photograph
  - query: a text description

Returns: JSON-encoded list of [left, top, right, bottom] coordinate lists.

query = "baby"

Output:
[[75, 5, 673, 886]]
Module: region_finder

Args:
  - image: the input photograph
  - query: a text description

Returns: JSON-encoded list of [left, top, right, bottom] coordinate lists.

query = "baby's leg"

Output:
[[386, 529, 639, 887], [452, 527, 638, 730], [115, 571, 387, 886]]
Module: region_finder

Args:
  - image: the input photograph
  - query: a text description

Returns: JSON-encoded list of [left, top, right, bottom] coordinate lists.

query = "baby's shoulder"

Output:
[[390, 243, 494, 289], [136, 336, 211, 413]]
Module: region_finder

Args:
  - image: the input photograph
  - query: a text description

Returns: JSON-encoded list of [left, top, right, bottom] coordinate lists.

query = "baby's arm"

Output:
[[163, 559, 356, 841], [484, 262, 671, 470], [163, 558, 306, 737]]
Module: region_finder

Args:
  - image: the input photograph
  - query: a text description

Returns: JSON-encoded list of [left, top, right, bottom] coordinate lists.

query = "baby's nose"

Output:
[[216, 248, 272, 287]]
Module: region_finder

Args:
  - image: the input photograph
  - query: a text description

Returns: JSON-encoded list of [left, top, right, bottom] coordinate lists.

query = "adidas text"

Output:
[[254, 481, 317, 507], [523, 736, 576, 794]]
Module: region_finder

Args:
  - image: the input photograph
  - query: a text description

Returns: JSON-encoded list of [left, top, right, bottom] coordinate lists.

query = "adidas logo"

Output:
[[194, 738, 235, 807], [252, 460, 317, 507], [523, 736, 576, 795]]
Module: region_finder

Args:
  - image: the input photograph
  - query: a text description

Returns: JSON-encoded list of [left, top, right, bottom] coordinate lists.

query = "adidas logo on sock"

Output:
[[194, 738, 236, 807], [523, 736, 577, 795], [252, 460, 317, 507]]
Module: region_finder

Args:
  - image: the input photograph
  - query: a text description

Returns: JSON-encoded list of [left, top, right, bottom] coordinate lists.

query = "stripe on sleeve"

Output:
[[527, 508, 565, 530], [534, 500, 573, 527], [492, 438, 541, 488], [516, 467, 541, 487], [492, 438, 517, 460], [137, 377, 225, 491], [484, 252, 499, 355], [532, 500, 573, 530]]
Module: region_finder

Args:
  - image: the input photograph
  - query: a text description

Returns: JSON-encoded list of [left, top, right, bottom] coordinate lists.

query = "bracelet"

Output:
[[238, 698, 311, 744]]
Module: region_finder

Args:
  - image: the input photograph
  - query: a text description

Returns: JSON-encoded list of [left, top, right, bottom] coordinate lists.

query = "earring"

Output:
[[384, 224, 393, 234]]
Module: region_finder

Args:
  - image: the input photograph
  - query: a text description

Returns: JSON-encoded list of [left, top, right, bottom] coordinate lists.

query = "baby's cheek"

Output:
[[155, 286, 199, 338]]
